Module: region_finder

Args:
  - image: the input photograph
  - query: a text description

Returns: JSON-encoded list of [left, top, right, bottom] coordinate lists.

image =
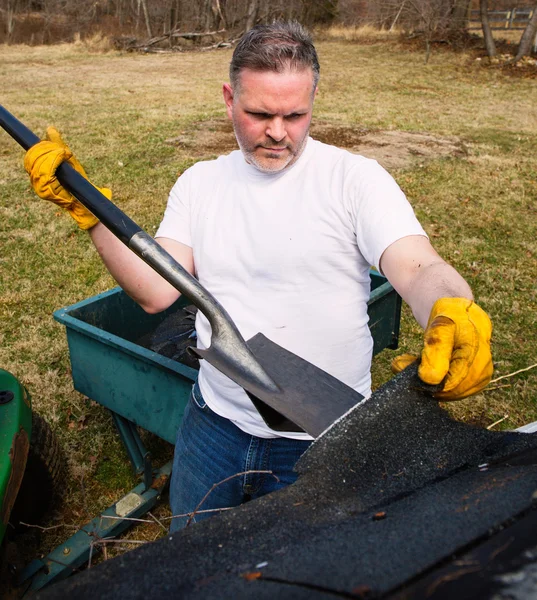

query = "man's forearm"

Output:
[[404, 260, 473, 328], [380, 236, 473, 329], [89, 223, 182, 313], [383, 236, 492, 400]]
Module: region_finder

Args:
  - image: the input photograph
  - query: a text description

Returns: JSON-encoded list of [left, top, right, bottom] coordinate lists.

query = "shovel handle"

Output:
[[0, 104, 141, 245], [0, 104, 278, 395], [0, 105, 230, 332]]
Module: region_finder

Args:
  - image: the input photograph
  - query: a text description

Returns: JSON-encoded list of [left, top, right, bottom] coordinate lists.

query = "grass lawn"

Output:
[[1, 37, 536, 558]]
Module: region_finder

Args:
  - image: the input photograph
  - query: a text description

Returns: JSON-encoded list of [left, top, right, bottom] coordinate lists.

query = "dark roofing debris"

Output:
[[38, 364, 537, 599]]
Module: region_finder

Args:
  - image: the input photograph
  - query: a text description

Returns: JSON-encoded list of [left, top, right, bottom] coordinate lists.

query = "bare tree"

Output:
[[401, 0, 458, 62], [245, 0, 258, 31], [140, 0, 152, 37], [480, 0, 496, 57], [446, 0, 470, 36], [5, 0, 19, 43], [514, 3, 537, 61]]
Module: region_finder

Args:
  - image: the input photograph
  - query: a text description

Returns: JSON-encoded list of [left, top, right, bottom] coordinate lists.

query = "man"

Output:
[[24, 21, 493, 532]]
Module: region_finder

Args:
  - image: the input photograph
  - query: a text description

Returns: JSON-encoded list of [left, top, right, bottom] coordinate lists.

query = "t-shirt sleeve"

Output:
[[155, 169, 193, 247], [347, 158, 427, 272]]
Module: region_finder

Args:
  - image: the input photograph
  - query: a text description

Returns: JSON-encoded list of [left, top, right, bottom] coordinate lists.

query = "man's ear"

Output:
[[223, 83, 234, 119]]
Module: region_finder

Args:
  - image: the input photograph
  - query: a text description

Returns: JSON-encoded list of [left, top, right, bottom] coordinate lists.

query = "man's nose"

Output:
[[266, 117, 286, 143]]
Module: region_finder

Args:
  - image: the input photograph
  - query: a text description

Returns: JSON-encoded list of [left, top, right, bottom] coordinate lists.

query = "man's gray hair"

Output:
[[230, 21, 320, 92]]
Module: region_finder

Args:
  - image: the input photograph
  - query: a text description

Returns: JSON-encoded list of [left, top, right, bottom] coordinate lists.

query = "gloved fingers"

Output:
[[69, 185, 111, 230], [70, 201, 99, 230], [418, 315, 457, 385], [45, 126, 67, 146], [391, 353, 419, 374], [440, 332, 479, 392], [24, 132, 103, 230], [25, 142, 75, 208], [46, 126, 87, 178], [24, 140, 72, 178], [433, 360, 493, 400], [420, 299, 493, 401]]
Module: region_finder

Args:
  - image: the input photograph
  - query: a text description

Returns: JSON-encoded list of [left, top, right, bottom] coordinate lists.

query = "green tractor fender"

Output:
[[0, 369, 64, 546], [0, 369, 32, 544]]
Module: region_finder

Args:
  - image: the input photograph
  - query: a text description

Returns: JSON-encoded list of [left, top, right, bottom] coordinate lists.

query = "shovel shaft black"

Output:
[[0, 104, 141, 245], [0, 103, 279, 399]]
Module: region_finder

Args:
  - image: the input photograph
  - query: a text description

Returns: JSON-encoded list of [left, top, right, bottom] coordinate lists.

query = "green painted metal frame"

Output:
[[18, 460, 172, 593], [0, 369, 32, 544], [111, 412, 153, 489]]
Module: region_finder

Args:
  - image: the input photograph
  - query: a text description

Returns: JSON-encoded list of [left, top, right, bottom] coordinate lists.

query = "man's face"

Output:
[[223, 67, 317, 173]]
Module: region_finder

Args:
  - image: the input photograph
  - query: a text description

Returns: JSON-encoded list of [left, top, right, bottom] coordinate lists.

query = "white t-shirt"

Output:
[[156, 138, 426, 440]]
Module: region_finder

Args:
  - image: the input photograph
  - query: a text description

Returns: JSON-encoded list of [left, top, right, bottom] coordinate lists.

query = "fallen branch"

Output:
[[88, 538, 148, 568], [483, 383, 512, 392], [19, 521, 78, 531], [200, 40, 236, 51], [134, 28, 226, 49], [147, 511, 167, 533], [489, 362, 537, 385], [99, 515, 155, 524], [486, 414, 509, 430], [186, 470, 278, 527], [100, 506, 235, 526]]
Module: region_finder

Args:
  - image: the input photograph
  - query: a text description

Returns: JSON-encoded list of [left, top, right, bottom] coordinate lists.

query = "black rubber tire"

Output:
[[9, 413, 65, 530]]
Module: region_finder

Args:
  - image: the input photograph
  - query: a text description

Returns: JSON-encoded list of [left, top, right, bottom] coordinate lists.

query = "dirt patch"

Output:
[[311, 121, 467, 170], [165, 120, 239, 157], [165, 118, 467, 170]]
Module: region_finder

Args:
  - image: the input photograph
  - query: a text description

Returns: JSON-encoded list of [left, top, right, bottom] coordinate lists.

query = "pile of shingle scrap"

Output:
[[38, 365, 537, 600]]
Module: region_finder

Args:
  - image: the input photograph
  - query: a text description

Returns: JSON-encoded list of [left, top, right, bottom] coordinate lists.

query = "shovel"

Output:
[[0, 105, 365, 438]]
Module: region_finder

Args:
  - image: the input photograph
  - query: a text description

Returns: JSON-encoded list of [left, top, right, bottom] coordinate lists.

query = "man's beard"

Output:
[[234, 127, 310, 174]]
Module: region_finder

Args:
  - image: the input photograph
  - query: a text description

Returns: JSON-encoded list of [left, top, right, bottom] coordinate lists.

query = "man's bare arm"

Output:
[[90, 223, 194, 314], [380, 235, 493, 400], [379, 235, 473, 328]]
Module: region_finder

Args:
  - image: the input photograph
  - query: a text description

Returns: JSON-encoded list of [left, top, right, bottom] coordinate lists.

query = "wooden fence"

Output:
[[469, 7, 534, 29]]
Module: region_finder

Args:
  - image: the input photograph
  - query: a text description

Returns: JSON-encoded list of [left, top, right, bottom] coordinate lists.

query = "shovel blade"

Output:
[[194, 333, 364, 438], [243, 334, 364, 438]]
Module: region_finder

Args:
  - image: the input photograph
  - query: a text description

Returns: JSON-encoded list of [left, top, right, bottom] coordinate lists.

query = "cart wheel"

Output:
[[9, 413, 64, 531]]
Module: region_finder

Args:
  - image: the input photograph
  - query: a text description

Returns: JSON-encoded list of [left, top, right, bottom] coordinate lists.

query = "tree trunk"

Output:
[[448, 0, 470, 34], [389, 1, 407, 32], [515, 3, 537, 60], [135, 0, 141, 34], [169, 5, 176, 47], [245, 0, 259, 31], [6, 0, 19, 43], [202, 0, 219, 31], [214, 0, 226, 28], [480, 0, 497, 57], [140, 0, 152, 38], [117, 0, 123, 26]]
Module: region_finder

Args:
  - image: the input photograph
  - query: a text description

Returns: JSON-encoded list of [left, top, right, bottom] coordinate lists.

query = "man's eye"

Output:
[[287, 114, 304, 120]]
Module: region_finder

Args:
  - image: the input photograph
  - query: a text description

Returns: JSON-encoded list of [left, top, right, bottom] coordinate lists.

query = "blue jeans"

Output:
[[169, 381, 312, 532]]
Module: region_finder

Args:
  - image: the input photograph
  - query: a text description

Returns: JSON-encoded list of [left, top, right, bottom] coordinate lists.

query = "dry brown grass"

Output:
[[316, 24, 402, 43], [72, 31, 115, 53]]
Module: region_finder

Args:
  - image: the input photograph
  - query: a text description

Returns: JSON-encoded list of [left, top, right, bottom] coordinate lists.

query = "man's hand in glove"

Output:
[[392, 298, 493, 400], [24, 127, 111, 230]]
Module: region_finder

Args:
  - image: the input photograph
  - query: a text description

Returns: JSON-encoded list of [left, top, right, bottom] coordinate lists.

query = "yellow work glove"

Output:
[[24, 127, 111, 230], [391, 298, 493, 400]]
